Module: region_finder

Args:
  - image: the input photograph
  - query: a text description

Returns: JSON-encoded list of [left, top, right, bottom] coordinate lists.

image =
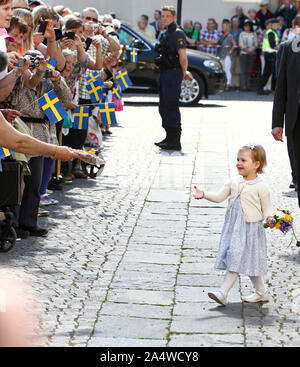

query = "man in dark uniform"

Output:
[[154, 5, 193, 151]]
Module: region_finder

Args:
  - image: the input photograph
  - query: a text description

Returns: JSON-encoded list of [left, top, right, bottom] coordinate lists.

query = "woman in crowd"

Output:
[[238, 20, 257, 91], [217, 19, 235, 91]]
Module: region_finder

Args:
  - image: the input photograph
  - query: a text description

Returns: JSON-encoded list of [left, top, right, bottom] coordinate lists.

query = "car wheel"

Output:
[[180, 72, 204, 105]]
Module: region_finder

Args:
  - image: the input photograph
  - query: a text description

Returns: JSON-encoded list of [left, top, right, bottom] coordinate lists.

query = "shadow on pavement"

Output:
[[124, 101, 226, 108]]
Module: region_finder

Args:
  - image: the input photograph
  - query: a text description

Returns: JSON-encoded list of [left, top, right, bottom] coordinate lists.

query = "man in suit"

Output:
[[272, 26, 300, 205]]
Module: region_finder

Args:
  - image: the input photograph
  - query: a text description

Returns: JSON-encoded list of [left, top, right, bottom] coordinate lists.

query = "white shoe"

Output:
[[208, 290, 227, 306], [243, 291, 269, 303]]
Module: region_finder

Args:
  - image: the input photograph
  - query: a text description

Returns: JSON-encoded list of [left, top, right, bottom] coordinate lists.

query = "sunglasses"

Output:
[[84, 16, 98, 23]]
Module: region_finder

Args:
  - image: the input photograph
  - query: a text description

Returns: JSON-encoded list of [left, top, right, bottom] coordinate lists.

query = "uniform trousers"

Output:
[[291, 107, 300, 206], [159, 67, 183, 130]]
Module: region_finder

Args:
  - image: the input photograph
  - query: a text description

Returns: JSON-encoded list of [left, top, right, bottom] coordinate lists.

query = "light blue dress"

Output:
[[214, 177, 268, 276]]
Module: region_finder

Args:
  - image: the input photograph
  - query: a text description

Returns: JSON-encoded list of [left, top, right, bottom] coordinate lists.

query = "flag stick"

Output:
[[56, 127, 63, 178]]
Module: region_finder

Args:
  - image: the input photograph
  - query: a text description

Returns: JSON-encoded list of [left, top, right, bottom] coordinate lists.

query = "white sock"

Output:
[[249, 276, 266, 294], [219, 271, 239, 298]]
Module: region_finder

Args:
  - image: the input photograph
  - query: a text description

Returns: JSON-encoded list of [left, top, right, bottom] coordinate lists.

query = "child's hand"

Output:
[[193, 185, 204, 200]]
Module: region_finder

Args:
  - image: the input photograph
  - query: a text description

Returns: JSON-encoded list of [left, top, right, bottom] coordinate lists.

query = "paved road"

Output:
[[1, 92, 299, 347]]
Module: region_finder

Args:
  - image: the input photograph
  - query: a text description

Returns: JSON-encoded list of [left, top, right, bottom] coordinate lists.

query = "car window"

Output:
[[118, 29, 135, 46]]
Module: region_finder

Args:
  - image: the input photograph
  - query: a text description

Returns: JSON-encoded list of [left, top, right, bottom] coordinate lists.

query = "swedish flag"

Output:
[[115, 68, 133, 91], [38, 89, 67, 124], [99, 102, 117, 125], [46, 57, 57, 70], [130, 48, 138, 63], [112, 86, 122, 100], [0, 147, 14, 160], [86, 71, 103, 86], [73, 106, 89, 130], [86, 80, 103, 103]]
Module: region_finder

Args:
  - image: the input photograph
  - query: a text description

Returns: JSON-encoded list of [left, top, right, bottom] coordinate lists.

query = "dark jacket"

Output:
[[272, 38, 300, 136], [274, 5, 297, 29]]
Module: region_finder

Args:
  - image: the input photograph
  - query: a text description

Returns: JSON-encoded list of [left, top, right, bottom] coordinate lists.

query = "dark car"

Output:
[[118, 23, 226, 105]]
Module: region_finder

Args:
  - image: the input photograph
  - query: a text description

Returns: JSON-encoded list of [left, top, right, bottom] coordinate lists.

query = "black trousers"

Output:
[[291, 109, 300, 206], [19, 156, 44, 228], [258, 52, 277, 91], [159, 67, 183, 130], [287, 135, 296, 182]]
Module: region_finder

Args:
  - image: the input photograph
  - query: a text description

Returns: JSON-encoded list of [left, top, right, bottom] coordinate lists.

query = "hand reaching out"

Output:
[[193, 185, 204, 200]]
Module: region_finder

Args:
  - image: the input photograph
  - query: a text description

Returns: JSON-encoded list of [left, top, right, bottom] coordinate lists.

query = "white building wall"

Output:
[[46, 0, 280, 30]]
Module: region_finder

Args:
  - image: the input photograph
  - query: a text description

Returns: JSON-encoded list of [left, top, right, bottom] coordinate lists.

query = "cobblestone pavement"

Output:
[[0, 92, 299, 347]]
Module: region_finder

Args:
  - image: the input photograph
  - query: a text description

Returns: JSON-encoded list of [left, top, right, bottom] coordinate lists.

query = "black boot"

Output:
[[159, 127, 181, 151], [154, 129, 168, 147]]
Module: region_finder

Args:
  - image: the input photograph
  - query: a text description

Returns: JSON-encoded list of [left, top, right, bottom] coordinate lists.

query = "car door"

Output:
[[119, 25, 160, 89]]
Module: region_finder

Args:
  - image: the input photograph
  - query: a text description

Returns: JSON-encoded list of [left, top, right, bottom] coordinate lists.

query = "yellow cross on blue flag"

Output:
[[115, 68, 133, 91], [86, 72, 103, 86], [0, 147, 14, 160], [73, 106, 89, 130], [38, 89, 67, 124], [86, 80, 104, 103], [46, 57, 57, 70], [130, 48, 138, 62], [99, 102, 117, 126], [112, 85, 122, 100]]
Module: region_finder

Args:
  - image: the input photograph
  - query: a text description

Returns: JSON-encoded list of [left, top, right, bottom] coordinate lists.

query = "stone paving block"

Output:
[[122, 250, 180, 265], [112, 270, 176, 291], [170, 314, 243, 334], [100, 301, 171, 319], [175, 286, 241, 303], [108, 288, 174, 306], [117, 262, 178, 274], [180, 261, 216, 274], [176, 274, 225, 287], [88, 337, 167, 347], [92, 315, 169, 339], [168, 333, 244, 347], [147, 189, 190, 203]]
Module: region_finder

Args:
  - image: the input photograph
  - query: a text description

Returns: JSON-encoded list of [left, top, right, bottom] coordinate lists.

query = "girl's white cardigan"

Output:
[[204, 177, 273, 222]]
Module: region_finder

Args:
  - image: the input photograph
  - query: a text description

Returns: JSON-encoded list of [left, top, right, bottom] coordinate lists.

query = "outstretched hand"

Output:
[[193, 185, 204, 200]]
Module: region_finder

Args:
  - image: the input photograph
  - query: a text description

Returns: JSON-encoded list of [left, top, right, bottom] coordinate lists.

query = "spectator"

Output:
[[217, 19, 235, 91], [12, 8, 34, 52], [230, 17, 242, 90], [28, 0, 42, 12], [257, 18, 272, 92], [183, 20, 198, 49], [257, 18, 280, 95], [12, 0, 28, 10], [231, 6, 248, 29], [248, 9, 260, 32], [150, 9, 161, 34], [137, 16, 156, 40], [276, 16, 285, 39], [199, 18, 220, 56], [155, 19, 165, 41], [256, 0, 273, 30], [281, 14, 300, 42], [238, 19, 257, 91], [274, 0, 297, 30]]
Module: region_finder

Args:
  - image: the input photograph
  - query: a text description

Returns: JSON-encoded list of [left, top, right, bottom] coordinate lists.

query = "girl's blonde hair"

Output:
[[12, 9, 34, 51], [239, 144, 267, 174]]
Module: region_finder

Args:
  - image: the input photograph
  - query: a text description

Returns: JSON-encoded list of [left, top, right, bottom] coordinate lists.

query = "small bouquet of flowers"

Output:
[[71, 148, 106, 166], [264, 209, 300, 247]]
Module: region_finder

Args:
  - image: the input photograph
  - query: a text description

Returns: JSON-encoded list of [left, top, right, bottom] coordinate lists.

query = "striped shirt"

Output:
[[199, 29, 221, 56]]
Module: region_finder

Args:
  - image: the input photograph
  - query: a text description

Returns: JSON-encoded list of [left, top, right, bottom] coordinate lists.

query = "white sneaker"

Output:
[[243, 291, 269, 303], [208, 290, 227, 306]]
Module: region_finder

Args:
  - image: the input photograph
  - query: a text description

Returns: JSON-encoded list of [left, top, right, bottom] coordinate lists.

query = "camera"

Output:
[[85, 37, 93, 51], [30, 56, 40, 68], [38, 20, 48, 35], [63, 31, 76, 40]]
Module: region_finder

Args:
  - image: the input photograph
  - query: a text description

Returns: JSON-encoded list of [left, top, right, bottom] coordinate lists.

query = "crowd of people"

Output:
[[139, 1, 299, 93], [0, 0, 124, 240]]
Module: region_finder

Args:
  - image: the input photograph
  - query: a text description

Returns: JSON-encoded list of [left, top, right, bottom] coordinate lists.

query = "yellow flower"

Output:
[[275, 222, 281, 230], [284, 214, 292, 222]]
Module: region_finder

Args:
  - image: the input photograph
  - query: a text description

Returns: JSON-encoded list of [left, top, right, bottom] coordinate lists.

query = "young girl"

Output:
[[194, 144, 273, 306]]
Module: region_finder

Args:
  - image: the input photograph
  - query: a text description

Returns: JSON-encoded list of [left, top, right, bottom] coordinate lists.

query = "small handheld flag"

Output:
[[73, 106, 89, 130], [130, 48, 138, 63], [0, 147, 14, 159], [99, 102, 117, 125], [115, 68, 133, 91], [46, 57, 57, 70], [86, 72, 103, 86], [111, 86, 122, 100], [86, 80, 104, 103], [38, 89, 67, 124]]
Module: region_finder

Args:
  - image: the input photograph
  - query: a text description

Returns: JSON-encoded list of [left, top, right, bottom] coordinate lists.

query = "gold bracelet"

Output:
[[53, 145, 58, 159]]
